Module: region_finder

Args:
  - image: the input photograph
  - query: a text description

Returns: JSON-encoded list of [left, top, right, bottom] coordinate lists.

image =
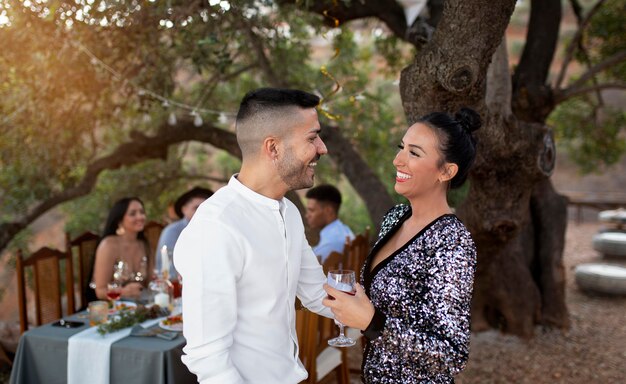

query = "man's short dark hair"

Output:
[[174, 186, 213, 218], [306, 184, 342, 211], [236, 88, 320, 122], [235, 88, 320, 158]]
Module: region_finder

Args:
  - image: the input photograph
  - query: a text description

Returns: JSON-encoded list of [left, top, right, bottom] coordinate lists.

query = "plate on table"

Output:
[[159, 314, 183, 332], [109, 301, 137, 314]]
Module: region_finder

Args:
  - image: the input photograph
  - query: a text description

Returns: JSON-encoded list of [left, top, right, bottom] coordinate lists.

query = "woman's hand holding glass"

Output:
[[324, 270, 359, 347], [323, 272, 375, 345]]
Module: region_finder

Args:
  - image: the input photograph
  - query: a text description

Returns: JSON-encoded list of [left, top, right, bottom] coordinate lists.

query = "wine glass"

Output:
[[106, 282, 122, 310], [327, 269, 357, 347]]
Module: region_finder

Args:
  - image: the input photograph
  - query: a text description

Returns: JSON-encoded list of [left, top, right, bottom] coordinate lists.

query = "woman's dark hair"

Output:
[[102, 197, 148, 244], [418, 107, 481, 189]]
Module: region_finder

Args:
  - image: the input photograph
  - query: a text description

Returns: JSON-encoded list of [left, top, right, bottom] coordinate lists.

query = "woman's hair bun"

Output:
[[455, 107, 481, 134]]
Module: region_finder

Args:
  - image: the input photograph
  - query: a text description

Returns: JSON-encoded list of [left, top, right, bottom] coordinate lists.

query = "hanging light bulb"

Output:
[[193, 113, 203, 127], [162, 100, 170, 108], [218, 112, 227, 124], [168, 112, 177, 126], [142, 113, 152, 123]]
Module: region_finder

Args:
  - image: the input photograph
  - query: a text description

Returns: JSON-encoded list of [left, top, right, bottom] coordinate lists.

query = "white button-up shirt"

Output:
[[174, 175, 332, 384]]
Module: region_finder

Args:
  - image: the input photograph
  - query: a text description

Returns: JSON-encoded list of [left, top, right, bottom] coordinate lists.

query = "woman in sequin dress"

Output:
[[323, 108, 481, 383], [90, 197, 149, 301]]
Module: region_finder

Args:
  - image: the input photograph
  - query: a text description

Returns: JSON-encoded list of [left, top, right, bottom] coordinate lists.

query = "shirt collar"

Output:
[[229, 174, 286, 212]]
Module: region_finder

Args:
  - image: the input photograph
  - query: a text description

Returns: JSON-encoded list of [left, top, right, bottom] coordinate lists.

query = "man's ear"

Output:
[[440, 163, 458, 183], [263, 137, 279, 160]]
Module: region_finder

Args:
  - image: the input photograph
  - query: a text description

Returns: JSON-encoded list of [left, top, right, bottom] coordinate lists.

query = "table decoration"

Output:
[[97, 304, 168, 335]]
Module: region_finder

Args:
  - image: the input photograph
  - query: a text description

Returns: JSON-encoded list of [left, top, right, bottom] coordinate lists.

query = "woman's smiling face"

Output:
[[393, 122, 447, 200]]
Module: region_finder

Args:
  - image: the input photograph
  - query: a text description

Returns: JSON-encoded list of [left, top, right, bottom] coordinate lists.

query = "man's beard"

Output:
[[276, 148, 316, 191]]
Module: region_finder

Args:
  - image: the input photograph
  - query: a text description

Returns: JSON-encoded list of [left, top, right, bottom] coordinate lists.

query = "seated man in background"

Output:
[[305, 184, 355, 263], [156, 186, 213, 278]]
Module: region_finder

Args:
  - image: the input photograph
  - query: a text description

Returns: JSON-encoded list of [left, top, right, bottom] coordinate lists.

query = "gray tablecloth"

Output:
[[9, 313, 196, 384]]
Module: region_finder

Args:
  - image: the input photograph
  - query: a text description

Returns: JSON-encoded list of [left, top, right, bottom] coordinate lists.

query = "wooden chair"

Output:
[[16, 246, 75, 334], [143, 221, 164, 275], [322, 251, 344, 275], [344, 227, 370, 283], [343, 228, 371, 369], [296, 309, 349, 384], [67, 231, 100, 310]]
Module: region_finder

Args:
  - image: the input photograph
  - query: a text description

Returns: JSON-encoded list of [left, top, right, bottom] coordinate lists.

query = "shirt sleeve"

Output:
[[174, 218, 245, 384], [297, 243, 334, 319]]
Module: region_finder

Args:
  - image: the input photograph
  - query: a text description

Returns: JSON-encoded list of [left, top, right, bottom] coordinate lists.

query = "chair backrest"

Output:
[[143, 221, 164, 275], [16, 246, 75, 334], [344, 227, 370, 282], [295, 308, 320, 384], [68, 231, 100, 310], [322, 251, 344, 275]]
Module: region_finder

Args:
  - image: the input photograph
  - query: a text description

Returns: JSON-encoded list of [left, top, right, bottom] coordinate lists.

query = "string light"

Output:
[[317, 2, 344, 121], [168, 112, 177, 126], [191, 110, 203, 127], [74, 42, 236, 123]]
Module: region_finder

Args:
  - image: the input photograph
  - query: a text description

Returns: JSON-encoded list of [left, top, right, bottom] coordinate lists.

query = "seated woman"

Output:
[[91, 197, 149, 301]]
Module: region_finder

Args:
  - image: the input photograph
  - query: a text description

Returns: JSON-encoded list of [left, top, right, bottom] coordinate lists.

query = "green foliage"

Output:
[[548, 0, 626, 173], [97, 304, 168, 335], [549, 98, 626, 173], [583, 0, 626, 80]]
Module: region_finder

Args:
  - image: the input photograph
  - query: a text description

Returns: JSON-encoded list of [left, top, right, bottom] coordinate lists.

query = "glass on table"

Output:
[[106, 282, 122, 309], [88, 301, 109, 326], [327, 269, 357, 347]]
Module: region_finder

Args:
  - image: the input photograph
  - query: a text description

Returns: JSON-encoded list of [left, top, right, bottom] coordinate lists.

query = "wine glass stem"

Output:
[[338, 323, 346, 338]]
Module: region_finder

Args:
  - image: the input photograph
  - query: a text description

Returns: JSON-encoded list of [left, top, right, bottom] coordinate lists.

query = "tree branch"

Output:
[[320, 123, 393, 232], [0, 120, 239, 253], [277, 0, 411, 45], [0, 116, 395, 253], [563, 50, 626, 92], [486, 36, 512, 121], [554, 0, 606, 89], [555, 82, 626, 103]]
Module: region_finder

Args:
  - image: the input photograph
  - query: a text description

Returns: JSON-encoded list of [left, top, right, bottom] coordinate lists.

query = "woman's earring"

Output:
[[116, 226, 126, 236]]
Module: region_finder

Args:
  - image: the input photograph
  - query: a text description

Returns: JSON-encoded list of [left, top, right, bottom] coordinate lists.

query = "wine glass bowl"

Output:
[[327, 269, 357, 347], [106, 282, 122, 309]]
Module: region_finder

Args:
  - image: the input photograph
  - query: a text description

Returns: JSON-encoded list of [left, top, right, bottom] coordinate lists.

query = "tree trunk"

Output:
[[530, 178, 569, 328], [457, 118, 568, 337], [400, 0, 569, 337]]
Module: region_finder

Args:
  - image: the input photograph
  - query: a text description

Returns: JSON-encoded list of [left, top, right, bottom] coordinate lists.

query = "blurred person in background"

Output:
[[305, 184, 354, 263], [90, 197, 149, 301], [155, 186, 213, 279]]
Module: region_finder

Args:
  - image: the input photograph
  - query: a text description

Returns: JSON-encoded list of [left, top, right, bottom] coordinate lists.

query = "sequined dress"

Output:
[[361, 205, 476, 384]]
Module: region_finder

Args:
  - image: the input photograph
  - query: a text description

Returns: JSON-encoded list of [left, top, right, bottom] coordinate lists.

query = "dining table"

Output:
[[9, 309, 196, 384]]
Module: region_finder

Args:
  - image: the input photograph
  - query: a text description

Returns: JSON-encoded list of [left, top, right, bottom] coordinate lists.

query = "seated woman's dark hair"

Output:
[[418, 107, 481, 189]]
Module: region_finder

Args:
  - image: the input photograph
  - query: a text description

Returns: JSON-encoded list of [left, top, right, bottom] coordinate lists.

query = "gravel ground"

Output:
[[322, 221, 626, 384]]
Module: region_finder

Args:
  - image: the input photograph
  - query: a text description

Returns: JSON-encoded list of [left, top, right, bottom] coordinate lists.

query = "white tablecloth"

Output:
[[67, 317, 162, 384]]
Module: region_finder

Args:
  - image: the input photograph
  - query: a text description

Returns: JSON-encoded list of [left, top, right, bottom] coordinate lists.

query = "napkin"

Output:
[[129, 324, 178, 340], [67, 317, 161, 384]]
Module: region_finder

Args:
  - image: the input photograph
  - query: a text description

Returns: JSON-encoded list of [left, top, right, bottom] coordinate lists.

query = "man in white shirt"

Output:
[[174, 88, 333, 384], [305, 184, 355, 263]]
